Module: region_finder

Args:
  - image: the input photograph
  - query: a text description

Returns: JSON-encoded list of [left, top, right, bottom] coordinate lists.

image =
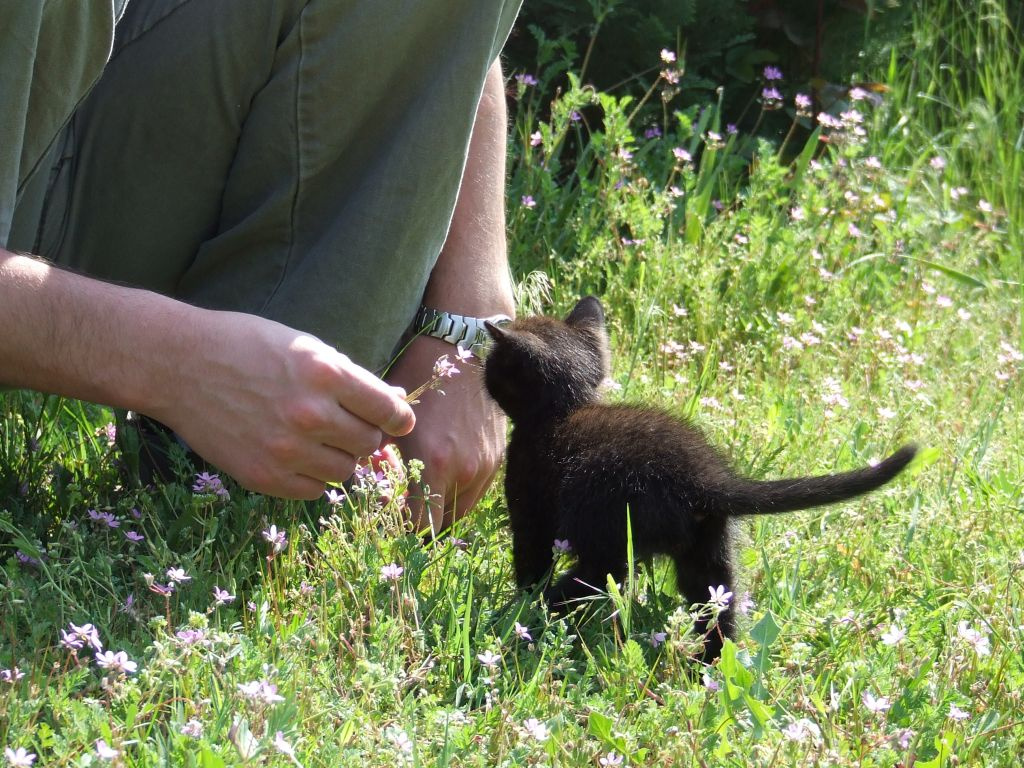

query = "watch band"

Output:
[[414, 306, 512, 357]]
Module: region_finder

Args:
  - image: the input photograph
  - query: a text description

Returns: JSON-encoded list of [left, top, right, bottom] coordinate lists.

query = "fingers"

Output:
[[326, 354, 416, 437]]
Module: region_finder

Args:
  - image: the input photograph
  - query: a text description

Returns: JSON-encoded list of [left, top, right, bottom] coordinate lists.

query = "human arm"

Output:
[[0, 249, 415, 499], [385, 59, 515, 532]]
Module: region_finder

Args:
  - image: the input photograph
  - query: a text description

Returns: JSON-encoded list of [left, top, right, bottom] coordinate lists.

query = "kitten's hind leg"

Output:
[[674, 552, 736, 663]]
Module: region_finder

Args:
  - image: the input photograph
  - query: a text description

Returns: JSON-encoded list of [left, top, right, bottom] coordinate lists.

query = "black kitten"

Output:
[[484, 296, 916, 660]]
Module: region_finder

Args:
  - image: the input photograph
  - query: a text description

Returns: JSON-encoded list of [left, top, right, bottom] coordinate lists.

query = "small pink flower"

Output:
[[95, 739, 119, 761], [948, 704, 970, 721], [380, 563, 405, 582], [672, 147, 692, 163], [514, 622, 532, 641], [433, 355, 460, 379]]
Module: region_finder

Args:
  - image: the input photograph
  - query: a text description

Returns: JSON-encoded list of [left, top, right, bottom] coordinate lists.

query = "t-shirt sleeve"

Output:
[[0, 0, 116, 247]]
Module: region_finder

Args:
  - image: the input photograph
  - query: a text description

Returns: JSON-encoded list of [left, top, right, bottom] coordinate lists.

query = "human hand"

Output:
[[385, 335, 506, 533], [150, 309, 415, 499]]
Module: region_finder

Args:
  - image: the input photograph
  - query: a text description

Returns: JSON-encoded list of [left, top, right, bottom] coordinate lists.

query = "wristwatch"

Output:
[[414, 306, 512, 358]]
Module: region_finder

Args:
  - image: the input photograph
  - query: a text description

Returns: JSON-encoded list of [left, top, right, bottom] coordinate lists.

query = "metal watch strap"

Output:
[[414, 306, 512, 357]]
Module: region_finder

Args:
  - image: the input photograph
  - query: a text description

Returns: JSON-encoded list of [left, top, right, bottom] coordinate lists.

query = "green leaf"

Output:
[[750, 610, 780, 649], [588, 711, 615, 743], [750, 610, 780, 696], [199, 748, 227, 768], [743, 693, 774, 727]]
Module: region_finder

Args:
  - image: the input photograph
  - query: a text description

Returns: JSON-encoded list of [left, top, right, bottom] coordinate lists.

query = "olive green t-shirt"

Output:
[[3, 0, 521, 372]]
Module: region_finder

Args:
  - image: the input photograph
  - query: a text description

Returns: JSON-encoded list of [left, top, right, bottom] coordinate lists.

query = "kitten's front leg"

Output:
[[511, 520, 555, 589]]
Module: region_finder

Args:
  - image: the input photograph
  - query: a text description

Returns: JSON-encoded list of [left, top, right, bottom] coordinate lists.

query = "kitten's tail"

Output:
[[718, 444, 918, 516]]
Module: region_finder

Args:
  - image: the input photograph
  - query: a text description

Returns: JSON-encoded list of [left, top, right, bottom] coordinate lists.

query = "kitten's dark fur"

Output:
[[484, 296, 917, 660]]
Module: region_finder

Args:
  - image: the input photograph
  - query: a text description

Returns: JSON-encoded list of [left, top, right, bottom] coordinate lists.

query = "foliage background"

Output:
[[1, 0, 1023, 765]]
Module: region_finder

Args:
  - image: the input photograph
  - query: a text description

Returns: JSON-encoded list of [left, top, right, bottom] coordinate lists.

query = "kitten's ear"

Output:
[[484, 320, 509, 342], [565, 296, 605, 329]]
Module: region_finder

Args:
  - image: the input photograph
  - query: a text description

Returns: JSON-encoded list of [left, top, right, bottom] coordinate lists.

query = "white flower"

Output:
[[600, 752, 624, 767], [95, 740, 119, 761], [477, 650, 501, 669], [237, 680, 285, 704], [324, 488, 346, 506], [956, 621, 991, 656], [261, 525, 288, 554], [0, 667, 25, 683], [880, 625, 906, 646], [4, 747, 36, 767], [707, 585, 733, 611], [386, 727, 414, 755], [862, 691, 891, 714], [272, 731, 296, 757], [166, 567, 191, 584], [95, 650, 138, 675], [783, 718, 821, 743], [522, 718, 549, 742]]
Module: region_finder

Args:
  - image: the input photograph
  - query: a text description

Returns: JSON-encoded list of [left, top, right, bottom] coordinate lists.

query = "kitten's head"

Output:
[[484, 296, 610, 421]]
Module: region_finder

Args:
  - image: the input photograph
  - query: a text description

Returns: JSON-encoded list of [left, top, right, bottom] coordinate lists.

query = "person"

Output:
[[0, 0, 522, 532]]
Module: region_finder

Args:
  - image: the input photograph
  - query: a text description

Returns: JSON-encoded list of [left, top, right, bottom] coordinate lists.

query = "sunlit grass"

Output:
[[2, 4, 1022, 765]]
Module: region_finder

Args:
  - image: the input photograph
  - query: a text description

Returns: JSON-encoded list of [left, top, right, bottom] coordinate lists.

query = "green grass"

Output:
[[2, 3, 1023, 766]]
